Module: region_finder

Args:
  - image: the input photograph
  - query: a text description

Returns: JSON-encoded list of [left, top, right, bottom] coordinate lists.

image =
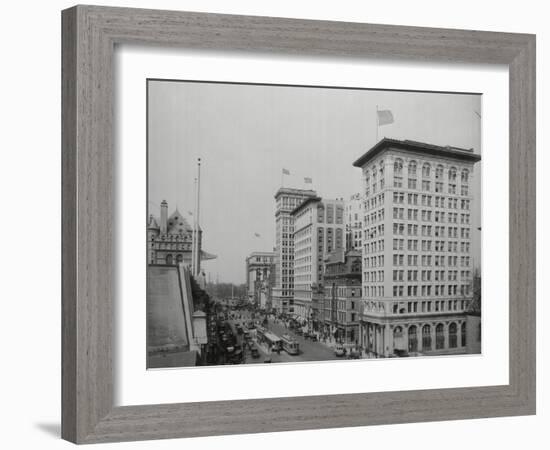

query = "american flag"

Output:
[[282, 168, 290, 175], [377, 109, 394, 126], [304, 177, 312, 184]]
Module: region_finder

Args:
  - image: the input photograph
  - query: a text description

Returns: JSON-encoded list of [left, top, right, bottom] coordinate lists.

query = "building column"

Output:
[[431, 324, 437, 352], [383, 324, 391, 357], [417, 323, 423, 352], [444, 322, 449, 349]]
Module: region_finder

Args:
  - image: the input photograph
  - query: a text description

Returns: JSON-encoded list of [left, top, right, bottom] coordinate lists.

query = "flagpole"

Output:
[[375, 105, 379, 143], [195, 158, 201, 276], [191, 177, 197, 275], [473, 109, 481, 153]]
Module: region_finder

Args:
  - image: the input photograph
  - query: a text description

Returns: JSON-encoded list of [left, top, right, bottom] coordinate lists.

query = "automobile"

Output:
[[309, 334, 318, 342], [250, 347, 260, 358], [294, 328, 303, 336], [263, 357, 272, 363], [229, 349, 243, 364], [334, 345, 346, 357], [348, 349, 361, 359]]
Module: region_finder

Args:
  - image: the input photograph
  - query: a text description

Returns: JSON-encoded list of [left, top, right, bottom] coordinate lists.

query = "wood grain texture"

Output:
[[61, 4, 536, 444]]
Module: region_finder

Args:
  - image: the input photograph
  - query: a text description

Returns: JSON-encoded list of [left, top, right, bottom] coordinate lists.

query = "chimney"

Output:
[[160, 200, 168, 234]]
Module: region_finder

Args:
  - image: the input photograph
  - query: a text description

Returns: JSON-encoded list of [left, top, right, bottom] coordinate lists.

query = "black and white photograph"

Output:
[[146, 79, 482, 369]]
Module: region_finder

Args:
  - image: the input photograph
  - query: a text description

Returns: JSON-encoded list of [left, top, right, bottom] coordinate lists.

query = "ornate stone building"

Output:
[[323, 249, 362, 343], [245, 251, 276, 309], [147, 200, 216, 267], [353, 138, 481, 357]]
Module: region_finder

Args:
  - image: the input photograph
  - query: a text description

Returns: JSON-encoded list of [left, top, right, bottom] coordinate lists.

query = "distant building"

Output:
[[291, 196, 345, 328], [345, 193, 364, 251], [147, 200, 216, 266], [323, 249, 362, 343], [245, 251, 276, 309], [272, 188, 318, 315], [353, 138, 481, 357]]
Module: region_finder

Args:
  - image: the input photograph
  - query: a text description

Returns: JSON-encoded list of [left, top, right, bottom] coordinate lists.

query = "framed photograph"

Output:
[[62, 5, 536, 444]]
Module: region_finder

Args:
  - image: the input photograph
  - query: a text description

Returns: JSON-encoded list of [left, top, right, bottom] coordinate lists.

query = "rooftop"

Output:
[[290, 196, 322, 216], [246, 251, 276, 258], [325, 248, 362, 265], [274, 187, 317, 199], [352, 138, 482, 168]]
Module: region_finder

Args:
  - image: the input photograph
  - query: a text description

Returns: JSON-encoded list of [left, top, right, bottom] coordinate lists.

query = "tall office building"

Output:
[[292, 197, 345, 328], [353, 139, 481, 357], [345, 193, 364, 251], [272, 188, 317, 315]]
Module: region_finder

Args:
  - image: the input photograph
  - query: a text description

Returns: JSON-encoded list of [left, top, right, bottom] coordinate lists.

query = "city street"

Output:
[[228, 311, 341, 364], [265, 319, 340, 362]]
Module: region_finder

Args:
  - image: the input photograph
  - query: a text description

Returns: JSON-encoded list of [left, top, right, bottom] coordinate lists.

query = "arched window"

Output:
[[461, 322, 467, 347], [422, 163, 431, 178], [372, 168, 377, 180], [449, 166, 457, 181], [393, 326, 404, 353], [422, 324, 432, 350], [449, 322, 458, 348], [436, 164, 444, 179], [436, 323, 445, 349], [408, 161, 417, 176], [165, 254, 173, 265], [461, 168, 469, 183], [394, 158, 403, 175], [408, 325, 418, 353], [379, 161, 385, 175]]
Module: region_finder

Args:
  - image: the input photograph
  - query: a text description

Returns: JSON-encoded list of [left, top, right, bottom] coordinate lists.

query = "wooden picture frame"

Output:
[[61, 5, 536, 444]]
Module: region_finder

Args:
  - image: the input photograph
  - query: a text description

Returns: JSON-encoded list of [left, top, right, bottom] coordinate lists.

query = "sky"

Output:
[[148, 80, 481, 284]]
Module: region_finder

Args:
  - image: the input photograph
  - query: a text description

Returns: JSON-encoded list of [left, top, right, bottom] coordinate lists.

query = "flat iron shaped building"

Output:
[[353, 139, 481, 357]]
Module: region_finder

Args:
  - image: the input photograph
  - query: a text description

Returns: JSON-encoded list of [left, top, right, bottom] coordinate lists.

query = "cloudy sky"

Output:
[[148, 80, 481, 284]]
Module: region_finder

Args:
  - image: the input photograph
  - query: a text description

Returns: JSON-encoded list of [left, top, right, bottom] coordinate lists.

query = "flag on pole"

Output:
[[304, 177, 312, 184], [377, 109, 394, 126], [282, 168, 290, 175], [254, 233, 261, 238], [188, 211, 193, 216]]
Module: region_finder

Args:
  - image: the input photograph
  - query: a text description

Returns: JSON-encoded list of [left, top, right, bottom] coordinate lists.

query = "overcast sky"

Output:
[[148, 80, 481, 284]]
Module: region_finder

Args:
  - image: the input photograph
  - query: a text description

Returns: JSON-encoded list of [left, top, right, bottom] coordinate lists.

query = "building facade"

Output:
[[147, 200, 216, 267], [353, 139, 481, 357], [322, 249, 362, 343], [272, 188, 317, 315], [245, 251, 276, 309], [345, 193, 364, 251], [291, 197, 345, 328]]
